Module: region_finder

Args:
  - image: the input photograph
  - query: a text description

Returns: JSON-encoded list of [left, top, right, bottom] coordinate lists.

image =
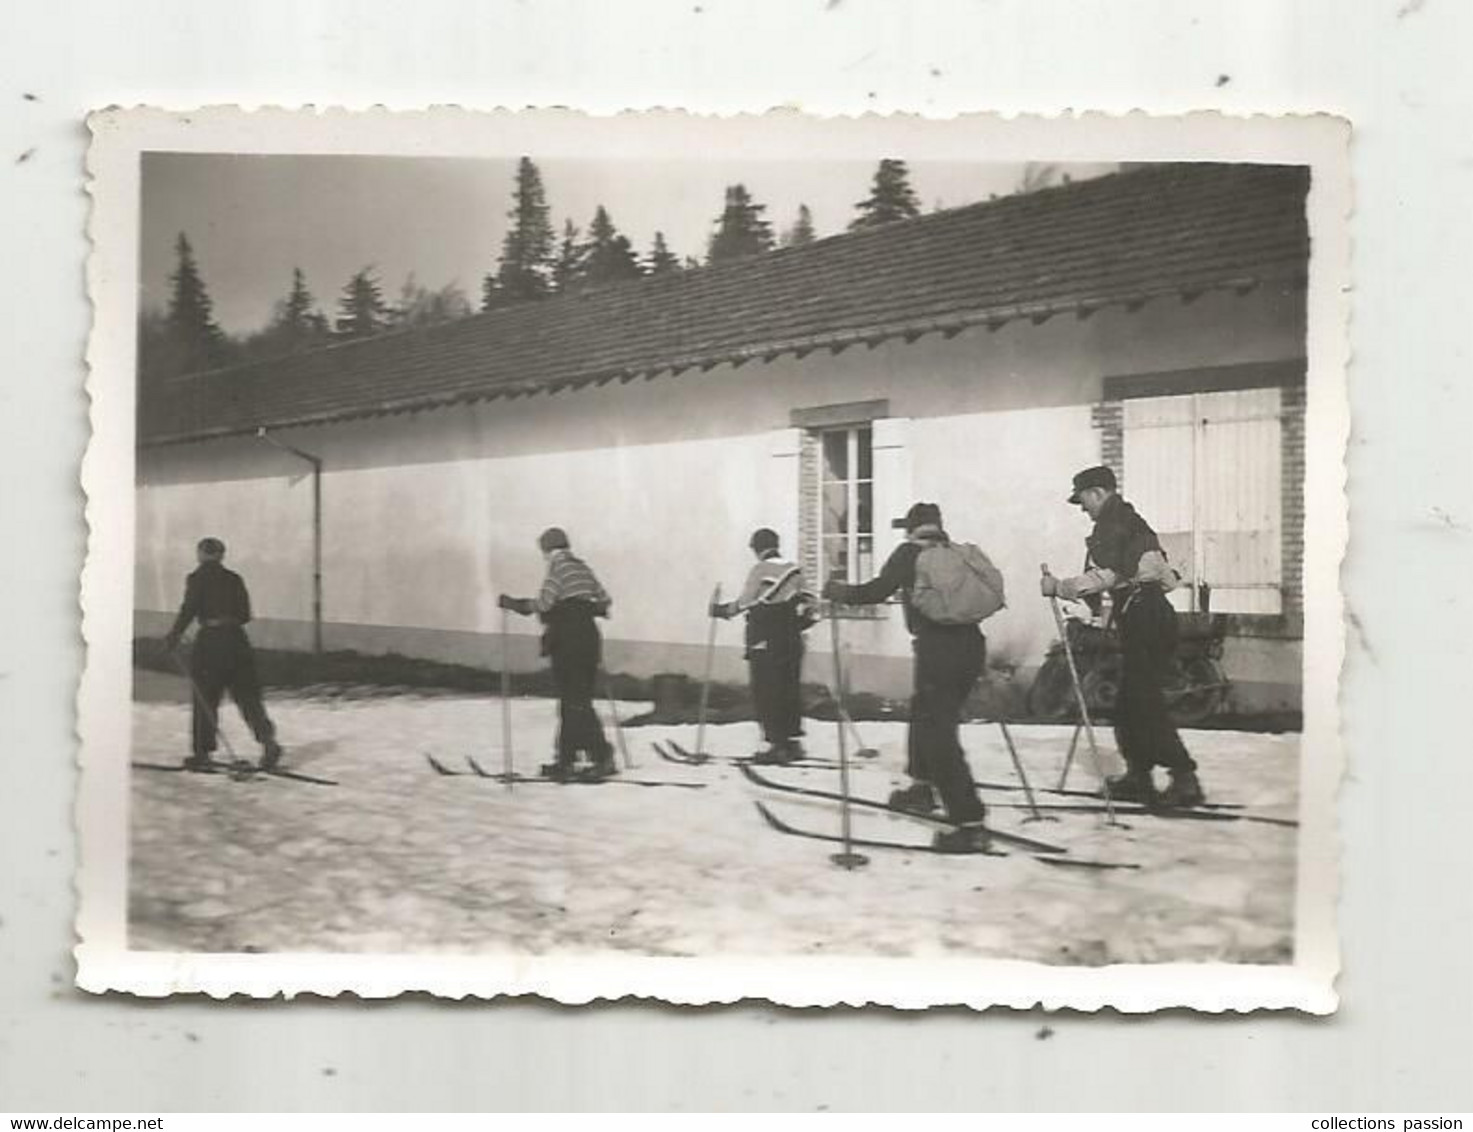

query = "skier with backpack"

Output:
[[710, 528, 817, 764], [822, 502, 1006, 853]]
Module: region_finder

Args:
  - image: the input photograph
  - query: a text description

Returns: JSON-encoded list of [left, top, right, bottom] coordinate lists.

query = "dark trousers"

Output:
[[906, 626, 987, 824], [749, 644, 804, 745], [1115, 589, 1196, 776], [548, 619, 611, 765], [189, 626, 275, 757]]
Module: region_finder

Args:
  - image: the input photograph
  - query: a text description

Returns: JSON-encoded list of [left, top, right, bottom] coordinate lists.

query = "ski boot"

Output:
[[259, 739, 284, 772], [1101, 769, 1157, 806], [1158, 767, 1206, 809], [932, 821, 993, 854], [540, 759, 578, 783], [580, 752, 620, 782], [751, 740, 803, 765], [887, 780, 939, 815], [182, 754, 214, 772]]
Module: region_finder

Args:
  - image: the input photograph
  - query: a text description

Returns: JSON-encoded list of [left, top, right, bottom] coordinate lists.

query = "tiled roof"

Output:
[[139, 162, 1310, 445]]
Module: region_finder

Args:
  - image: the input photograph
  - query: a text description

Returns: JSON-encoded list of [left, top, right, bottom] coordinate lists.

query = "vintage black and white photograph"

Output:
[[77, 109, 1347, 1007]]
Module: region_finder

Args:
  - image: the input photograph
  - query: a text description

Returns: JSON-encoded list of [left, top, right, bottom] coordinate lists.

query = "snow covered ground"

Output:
[[128, 675, 1301, 964]]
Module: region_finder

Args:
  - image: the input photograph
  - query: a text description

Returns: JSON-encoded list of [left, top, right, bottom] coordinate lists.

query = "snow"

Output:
[[128, 677, 1301, 964]]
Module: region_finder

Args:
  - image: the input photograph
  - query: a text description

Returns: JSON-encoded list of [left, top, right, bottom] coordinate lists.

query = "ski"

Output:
[[424, 752, 706, 790], [654, 740, 845, 770], [130, 760, 339, 787], [739, 763, 1068, 855], [974, 777, 1247, 812], [753, 802, 1139, 869], [985, 798, 1298, 829], [754, 801, 1006, 857]]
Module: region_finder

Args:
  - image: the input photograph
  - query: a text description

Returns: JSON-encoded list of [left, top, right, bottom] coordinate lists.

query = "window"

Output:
[[819, 425, 875, 585], [1123, 387, 1284, 614]]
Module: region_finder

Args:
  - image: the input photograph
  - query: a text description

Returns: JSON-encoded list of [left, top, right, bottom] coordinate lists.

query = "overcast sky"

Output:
[[139, 155, 1118, 335]]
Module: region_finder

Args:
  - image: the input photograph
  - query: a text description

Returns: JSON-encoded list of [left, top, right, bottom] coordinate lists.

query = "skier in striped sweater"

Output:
[[710, 528, 816, 764], [499, 527, 616, 782]]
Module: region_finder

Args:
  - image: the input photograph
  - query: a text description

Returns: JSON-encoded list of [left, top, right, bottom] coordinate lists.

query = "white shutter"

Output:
[[1196, 388, 1283, 614], [1123, 398, 1197, 612], [1122, 388, 1283, 615], [768, 427, 803, 557], [870, 417, 913, 561]]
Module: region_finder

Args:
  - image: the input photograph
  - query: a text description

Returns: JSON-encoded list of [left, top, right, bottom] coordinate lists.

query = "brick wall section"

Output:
[[1091, 401, 1124, 483], [1280, 382, 1306, 616], [797, 430, 822, 590]]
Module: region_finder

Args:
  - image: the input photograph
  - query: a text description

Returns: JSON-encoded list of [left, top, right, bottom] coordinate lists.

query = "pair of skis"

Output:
[[130, 760, 339, 787], [654, 739, 849, 771], [741, 765, 1137, 869], [424, 752, 705, 790]]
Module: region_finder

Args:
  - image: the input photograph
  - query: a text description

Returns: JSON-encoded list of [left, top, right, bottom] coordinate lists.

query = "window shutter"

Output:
[[870, 417, 913, 562], [1122, 388, 1283, 614], [1122, 399, 1197, 611], [1196, 388, 1283, 614]]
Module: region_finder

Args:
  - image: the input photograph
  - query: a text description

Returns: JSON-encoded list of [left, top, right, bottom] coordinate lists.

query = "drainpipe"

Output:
[[256, 428, 324, 656]]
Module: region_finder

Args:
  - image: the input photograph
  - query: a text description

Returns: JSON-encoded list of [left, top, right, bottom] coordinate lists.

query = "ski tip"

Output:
[[425, 752, 456, 776]]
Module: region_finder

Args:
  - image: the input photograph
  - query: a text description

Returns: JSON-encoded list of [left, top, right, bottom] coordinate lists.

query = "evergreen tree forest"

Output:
[[138, 156, 1002, 384]]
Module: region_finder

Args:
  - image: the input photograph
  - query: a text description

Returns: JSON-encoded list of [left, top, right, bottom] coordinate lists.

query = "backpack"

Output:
[[910, 542, 1006, 625]]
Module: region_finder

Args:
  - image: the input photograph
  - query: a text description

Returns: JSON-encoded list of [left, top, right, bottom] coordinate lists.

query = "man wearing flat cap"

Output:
[[1042, 465, 1206, 808], [823, 501, 993, 853], [500, 527, 616, 781]]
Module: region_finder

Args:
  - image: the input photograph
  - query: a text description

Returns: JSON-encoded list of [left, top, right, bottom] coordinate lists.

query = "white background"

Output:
[[2, 0, 1470, 1112]]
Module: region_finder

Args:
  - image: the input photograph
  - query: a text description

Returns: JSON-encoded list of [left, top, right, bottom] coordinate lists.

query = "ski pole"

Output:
[[995, 715, 1052, 824], [833, 638, 879, 758], [692, 583, 721, 760], [603, 668, 633, 770], [167, 646, 244, 770], [1057, 723, 1082, 792], [828, 604, 868, 870], [500, 607, 514, 793], [1041, 565, 1119, 827]]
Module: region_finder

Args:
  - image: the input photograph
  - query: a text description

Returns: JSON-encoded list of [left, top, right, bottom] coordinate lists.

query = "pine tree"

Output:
[[646, 231, 682, 276], [490, 156, 555, 306], [388, 274, 473, 330], [781, 203, 816, 248], [336, 267, 388, 338], [274, 267, 327, 352], [166, 232, 228, 372], [707, 184, 775, 263], [551, 219, 587, 293], [850, 159, 922, 230], [581, 206, 644, 285]]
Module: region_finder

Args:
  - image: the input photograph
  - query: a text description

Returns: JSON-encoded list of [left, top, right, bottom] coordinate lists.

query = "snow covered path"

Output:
[[128, 679, 1301, 964]]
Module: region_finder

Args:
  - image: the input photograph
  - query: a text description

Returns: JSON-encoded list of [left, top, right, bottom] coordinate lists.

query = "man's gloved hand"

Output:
[[1039, 574, 1060, 598], [708, 600, 730, 619], [498, 594, 533, 615], [821, 579, 848, 602]]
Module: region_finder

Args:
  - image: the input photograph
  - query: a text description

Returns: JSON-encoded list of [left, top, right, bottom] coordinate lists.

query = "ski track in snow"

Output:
[[128, 684, 1300, 964]]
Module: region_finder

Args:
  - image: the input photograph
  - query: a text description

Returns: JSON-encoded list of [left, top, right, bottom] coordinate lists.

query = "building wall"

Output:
[[137, 283, 1307, 709]]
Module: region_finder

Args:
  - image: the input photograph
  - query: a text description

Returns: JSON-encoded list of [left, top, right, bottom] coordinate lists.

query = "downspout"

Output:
[[256, 428, 324, 656]]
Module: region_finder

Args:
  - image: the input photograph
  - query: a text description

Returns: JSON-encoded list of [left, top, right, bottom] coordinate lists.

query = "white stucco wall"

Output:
[[136, 283, 1307, 702]]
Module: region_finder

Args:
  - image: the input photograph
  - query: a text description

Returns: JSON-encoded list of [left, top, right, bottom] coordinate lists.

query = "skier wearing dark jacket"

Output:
[[1042, 465, 1205, 808], [163, 537, 284, 771], [711, 528, 814, 764], [823, 502, 990, 853], [500, 527, 616, 781]]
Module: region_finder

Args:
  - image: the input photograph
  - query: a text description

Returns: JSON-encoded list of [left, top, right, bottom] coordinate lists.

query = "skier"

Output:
[[162, 537, 284, 771], [823, 502, 1003, 853], [710, 528, 816, 764], [499, 527, 617, 782], [1041, 465, 1206, 808]]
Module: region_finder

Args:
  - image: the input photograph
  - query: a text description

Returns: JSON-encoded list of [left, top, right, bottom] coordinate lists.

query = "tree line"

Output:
[[140, 157, 927, 382]]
